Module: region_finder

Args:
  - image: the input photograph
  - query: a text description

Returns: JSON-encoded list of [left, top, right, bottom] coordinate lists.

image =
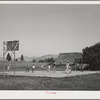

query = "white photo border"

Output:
[[0, 1, 100, 99]]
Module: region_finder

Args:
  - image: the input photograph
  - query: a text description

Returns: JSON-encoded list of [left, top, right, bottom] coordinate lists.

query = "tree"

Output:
[[15, 59, 17, 61], [6, 53, 11, 61], [21, 55, 24, 62], [45, 57, 55, 63], [32, 59, 36, 62], [82, 42, 100, 70], [39, 60, 44, 63]]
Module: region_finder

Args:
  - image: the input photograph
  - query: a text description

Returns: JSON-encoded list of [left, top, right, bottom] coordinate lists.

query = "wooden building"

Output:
[[55, 52, 82, 65]]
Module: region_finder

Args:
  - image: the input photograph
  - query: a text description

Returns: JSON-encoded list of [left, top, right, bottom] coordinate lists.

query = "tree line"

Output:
[[38, 58, 56, 63], [6, 54, 24, 62], [82, 42, 100, 70], [32, 57, 56, 63]]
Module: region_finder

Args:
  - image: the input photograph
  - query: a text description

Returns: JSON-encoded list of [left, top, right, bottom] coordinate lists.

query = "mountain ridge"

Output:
[[16, 54, 58, 62]]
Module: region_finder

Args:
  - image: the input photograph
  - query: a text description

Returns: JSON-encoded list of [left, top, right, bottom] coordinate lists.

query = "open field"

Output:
[[0, 73, 100, 90], [1, 71, 100, 78], [0, 61, 100, 90]]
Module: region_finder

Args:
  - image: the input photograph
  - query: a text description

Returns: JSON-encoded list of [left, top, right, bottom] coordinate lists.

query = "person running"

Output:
[[66, 62, 71, 74], [32, 64, 35, 73], [66, 62, 69, 72], [48, 65, 51, 72]]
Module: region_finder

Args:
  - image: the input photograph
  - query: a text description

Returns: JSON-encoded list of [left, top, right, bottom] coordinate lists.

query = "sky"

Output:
[[0, 4, 100, 58]]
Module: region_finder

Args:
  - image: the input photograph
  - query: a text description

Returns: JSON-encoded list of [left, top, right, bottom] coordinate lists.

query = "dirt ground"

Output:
[[1, 70, 100, 78]]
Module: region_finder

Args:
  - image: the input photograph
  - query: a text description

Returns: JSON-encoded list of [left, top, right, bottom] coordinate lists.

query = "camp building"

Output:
[[55, 52, 82, 65]]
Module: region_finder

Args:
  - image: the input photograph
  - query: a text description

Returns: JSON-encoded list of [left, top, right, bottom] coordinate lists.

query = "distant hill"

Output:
[[36, 54, 58, 62], [16, 54, 58, 62]]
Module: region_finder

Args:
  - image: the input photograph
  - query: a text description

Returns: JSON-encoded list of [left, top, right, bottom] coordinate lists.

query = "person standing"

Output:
[[41, 65, 44, 71], [7, 64, 11, 72], [52, 64, 56, 72], [32, 64, 35, 73], [81, 65, 84, 72], [66, 62, 69, 72], [26, 65, 29, 72]]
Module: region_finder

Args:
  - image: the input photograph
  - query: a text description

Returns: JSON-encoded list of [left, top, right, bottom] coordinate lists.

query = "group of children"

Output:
[[26, 64, 35, 73], [6, 62, 73, 74], [25, 62, 72, 73], [26, 64, 56, 73], [37, 62, 71, 73], [41, 65, 56, 72], [42, 62, 72, 73]]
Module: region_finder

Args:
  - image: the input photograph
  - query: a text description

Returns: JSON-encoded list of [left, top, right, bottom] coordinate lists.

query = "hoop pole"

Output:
[[75, 58, 76, 71], [3, 42, 5, 77], [14, 50, 15, 77]]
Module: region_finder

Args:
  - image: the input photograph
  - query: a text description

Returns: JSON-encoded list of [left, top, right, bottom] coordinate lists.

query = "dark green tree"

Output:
[[21, 55, 24, 62], [82, 42, 100, 70], [39, 60, 44, 63], [15, 59, 17, 61], [45, 58, 55, 63], [32, 59, 36, 62], [6, 53, 11, 61]]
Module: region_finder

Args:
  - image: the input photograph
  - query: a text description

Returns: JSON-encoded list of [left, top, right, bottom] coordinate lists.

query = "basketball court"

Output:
[[1, 71, 100, 78]]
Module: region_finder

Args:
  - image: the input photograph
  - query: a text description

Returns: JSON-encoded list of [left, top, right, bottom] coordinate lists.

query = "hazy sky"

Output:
[[0, 4, 100, 57]]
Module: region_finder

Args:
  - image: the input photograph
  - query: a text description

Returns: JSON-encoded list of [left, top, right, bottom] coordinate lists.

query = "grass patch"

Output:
[[0, 73, 100, 90]]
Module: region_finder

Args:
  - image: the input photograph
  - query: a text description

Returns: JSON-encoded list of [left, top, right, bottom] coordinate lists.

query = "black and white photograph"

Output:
[[0, 1, 100, 99]]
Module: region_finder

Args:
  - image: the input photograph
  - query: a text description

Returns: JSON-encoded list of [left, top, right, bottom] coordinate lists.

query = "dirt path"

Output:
[[1, 71, 100, 78]]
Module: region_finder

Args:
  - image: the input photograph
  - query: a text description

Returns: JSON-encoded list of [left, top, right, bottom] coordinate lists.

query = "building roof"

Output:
[[54, 52, 82, 65]]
